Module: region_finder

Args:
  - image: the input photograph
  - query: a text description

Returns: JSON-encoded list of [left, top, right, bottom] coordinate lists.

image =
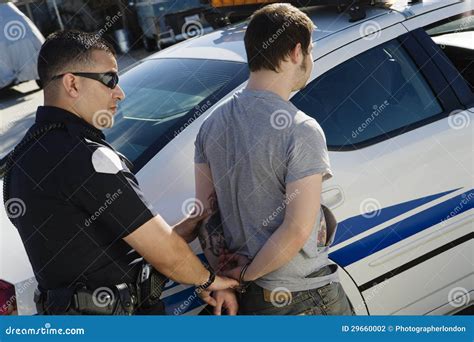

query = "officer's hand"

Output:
[[213, 289, 238, 315], [208, 275, 239, 292], [173, 207, 211, 243]]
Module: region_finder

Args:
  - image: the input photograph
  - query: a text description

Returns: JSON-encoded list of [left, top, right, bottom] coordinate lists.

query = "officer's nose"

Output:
[[113, 84, 126, 101]]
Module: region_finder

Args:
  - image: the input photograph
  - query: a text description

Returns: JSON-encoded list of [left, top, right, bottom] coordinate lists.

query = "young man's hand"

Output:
[[198, 289, 216, 307], [218, 252, 251, 280], [197, 275, 239, 307], [212, 289, 238, 315]]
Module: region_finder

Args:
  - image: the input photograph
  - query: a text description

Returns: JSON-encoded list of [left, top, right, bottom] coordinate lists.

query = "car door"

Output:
[[291, 18, 473, 315]]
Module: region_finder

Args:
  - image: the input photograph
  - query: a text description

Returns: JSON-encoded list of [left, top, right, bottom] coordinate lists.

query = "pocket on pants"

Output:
[[315, 282, 354, 315]]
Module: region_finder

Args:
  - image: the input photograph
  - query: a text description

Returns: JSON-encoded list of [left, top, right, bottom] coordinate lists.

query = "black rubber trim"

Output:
[[411, 26, 474, 107]]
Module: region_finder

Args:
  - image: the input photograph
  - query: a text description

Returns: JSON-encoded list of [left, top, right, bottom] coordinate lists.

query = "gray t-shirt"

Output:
[[194, 88, 339, 291]]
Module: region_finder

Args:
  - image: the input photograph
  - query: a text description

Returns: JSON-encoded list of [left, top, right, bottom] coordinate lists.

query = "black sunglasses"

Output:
[[51, 72, 119, 89]]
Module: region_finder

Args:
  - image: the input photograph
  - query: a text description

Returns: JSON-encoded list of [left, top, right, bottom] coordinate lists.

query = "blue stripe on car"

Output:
[[329, 189, 473, 267], [333, 188, 460, 245]]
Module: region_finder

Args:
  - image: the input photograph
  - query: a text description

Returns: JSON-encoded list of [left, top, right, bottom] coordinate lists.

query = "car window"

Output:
[[290, 40, 443, 148], [425, 11, 474, 93], [104, 58, 248, 170]]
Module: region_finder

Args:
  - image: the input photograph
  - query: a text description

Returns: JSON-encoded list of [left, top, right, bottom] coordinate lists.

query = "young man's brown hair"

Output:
[[244, 3, 315, 72]]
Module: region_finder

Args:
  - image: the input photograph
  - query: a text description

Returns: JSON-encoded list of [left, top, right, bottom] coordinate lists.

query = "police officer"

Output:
[[2, 30, 237, 315]]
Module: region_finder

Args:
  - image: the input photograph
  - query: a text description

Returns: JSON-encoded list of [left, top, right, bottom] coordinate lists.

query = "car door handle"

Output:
[[322, 186, 344, 210]]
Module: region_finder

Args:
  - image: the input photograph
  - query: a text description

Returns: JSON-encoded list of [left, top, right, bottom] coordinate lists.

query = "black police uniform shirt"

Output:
[[6, 106, 156, 290]]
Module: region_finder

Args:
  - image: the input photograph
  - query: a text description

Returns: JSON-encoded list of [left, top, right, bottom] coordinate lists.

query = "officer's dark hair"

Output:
[[38, 30, 116, 88], [244, 3, 314, 73]]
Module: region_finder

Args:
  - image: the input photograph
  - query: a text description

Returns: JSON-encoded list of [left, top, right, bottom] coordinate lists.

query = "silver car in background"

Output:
[[0, 3, 44, 89]]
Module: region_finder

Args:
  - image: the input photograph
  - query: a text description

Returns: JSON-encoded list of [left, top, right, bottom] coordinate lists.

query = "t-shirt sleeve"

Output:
[[194, 125, 208, 164], [285, 119, 333, 184], [62, 144, 156, 238]]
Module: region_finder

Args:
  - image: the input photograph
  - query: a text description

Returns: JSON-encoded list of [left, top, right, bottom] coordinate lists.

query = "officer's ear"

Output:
[[61, 73, 80, 98]]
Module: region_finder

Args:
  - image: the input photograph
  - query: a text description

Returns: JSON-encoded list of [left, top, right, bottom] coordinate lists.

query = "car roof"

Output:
[[145, 0, 462, 63]]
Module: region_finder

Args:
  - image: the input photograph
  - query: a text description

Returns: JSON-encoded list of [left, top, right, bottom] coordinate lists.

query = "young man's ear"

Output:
[[289, 43, 303, 65]]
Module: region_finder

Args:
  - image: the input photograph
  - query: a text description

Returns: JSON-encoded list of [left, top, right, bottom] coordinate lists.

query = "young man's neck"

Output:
[[246, 70, 293, 101]]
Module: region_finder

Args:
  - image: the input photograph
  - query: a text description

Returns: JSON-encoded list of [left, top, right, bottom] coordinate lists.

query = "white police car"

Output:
[[1, 0, 472, 315]]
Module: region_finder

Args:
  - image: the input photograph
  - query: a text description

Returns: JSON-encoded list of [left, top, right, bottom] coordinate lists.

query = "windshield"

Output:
[[426, 13, 474, 36], [104, 58, 248, 171]]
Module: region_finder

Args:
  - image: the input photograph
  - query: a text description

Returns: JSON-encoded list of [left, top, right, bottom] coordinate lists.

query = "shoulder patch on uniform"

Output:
[[91, 147, 123, 174]]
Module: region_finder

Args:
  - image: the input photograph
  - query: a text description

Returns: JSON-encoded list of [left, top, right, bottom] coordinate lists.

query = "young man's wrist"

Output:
[[240, 262, 256, 282]]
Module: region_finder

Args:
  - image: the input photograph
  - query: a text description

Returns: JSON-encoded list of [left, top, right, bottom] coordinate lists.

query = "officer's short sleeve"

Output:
[[285, 119, 333, 184], [62, 142, 156, 238]]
